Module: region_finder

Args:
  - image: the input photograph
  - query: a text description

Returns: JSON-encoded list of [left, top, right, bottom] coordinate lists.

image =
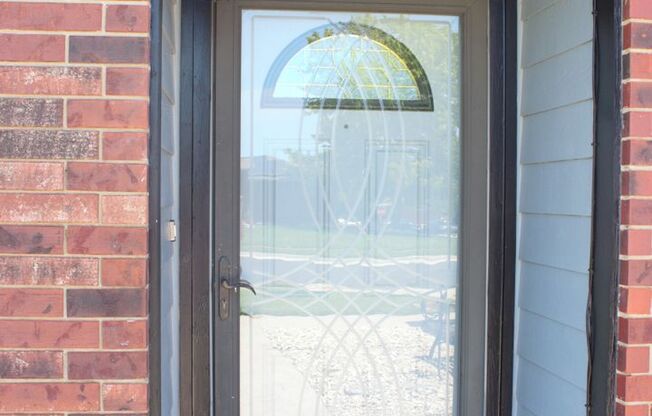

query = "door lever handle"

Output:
[[221, 278, 257, 295]]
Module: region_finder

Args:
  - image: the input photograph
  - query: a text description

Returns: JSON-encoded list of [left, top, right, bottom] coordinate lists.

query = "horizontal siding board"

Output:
[[520, 159, 593, 216], [516, 359, 586, 416], [522, 0, 593, 68], [521, 100, 593, 164], [517, 404, 538, 416], [522, 42, 593, 116], [519, 213, 591, 273], [521, 0, 559, 20], [518, 262, 588, 331], [517, 310, 588, 388]]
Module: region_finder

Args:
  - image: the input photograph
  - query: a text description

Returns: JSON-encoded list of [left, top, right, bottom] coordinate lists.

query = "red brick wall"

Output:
[[0, 1, 151, 414], [620, 1, 652, 415]]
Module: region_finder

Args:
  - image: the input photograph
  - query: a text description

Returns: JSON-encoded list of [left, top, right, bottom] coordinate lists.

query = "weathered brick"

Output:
[[103, 383, 148, 411], [0, 98, 62, 127], [624, 112, 652, 137], [69, 36, 149, 64], [618, 374, 652, 402], [622, 140, 652, 166], [102, 195, 148, 225], [0, 194, 98, 223], [106, 5, 150, 33], [624, 53, 652, 80], [618, 344, 650, 374], [0, 34, 65, 62], [0, 66, 101, 95], [0, 320, 99, 348], [101, 258, 147, 287], [67, 100, 148, 129], [0, 130, 98, 160], [0, 257, 98, 286], [621, 286, 652, 315], [67, 162, 147, 192], [615, 402, 649, 416], [0, 383, 100, 412], [623, 171, 652, 196], [620, 316, 652, 344], [0, 351, 63, 378], [622, 260, 652, 287], [624, 23, 652, 50], [0, 225, 63, 255], [106, 67, 149, 96], [625, 0, 652, 20], [102, 132, 148, 160], [622, 199, 652, 225], [622, 229, 652, 256], [67, 226, 147, 256], [67, 288, 146, 317], [0, 289, 63, 317], [0, 162, 63, 191], [102, 320, 147, 349], [0, 2, 101, 31], [68, 351, 148, 379], [624, 82, 652, 108]]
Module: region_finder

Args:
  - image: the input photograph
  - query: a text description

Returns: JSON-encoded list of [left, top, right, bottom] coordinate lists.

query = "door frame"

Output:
[[175, 0, 517, 415]]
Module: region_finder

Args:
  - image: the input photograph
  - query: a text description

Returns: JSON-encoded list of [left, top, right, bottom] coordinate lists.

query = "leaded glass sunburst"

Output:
[[262, 23, 434, 111]]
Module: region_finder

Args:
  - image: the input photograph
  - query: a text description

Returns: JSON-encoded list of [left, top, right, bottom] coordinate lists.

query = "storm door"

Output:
[[212, 2, 488, 415]]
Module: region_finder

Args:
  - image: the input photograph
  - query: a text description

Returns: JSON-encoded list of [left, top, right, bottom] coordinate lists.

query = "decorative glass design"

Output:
[[262, 23, 434, 111]]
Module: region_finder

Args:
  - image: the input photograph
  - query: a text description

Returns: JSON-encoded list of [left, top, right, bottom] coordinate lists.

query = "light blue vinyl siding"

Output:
[[514, 0, 594, 415]]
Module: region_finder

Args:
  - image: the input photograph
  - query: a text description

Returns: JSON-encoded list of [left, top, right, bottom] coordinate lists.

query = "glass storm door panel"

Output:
[[239, 9, 467, 416]]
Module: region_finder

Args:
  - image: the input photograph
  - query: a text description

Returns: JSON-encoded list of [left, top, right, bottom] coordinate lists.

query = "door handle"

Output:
[[221, 278, 257, 295], [215, 256, 255, 321]]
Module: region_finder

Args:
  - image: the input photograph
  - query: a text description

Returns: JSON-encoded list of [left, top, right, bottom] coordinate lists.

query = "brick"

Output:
[[101, 258, 147, 287], [625, 0, 652, 20], [0, 34, 64, 62], [620, 316, 652, 344], [622, 229, 652, 256], [68, 352, 148, 379], [624, 53, 652, 79], [616, 402, 650, 416], [67, 100, 148, 129], [618, 374, 652, 402], [618, 344, 650, 374], [0, 351, 63, 379], [102, 195, 148, 225], [0, 383, 99, 412], [103, 320, 147, 349], [0, 66, 101, 95], [103, 132, 148, 160], [622, 260, 652, 287], [623, 171, 652, 196], [106, 67, 149, 96], [0, 2, 101, 31], [621, 286, 652, 315], [0, 98, 62, 127], [69, 36, 149, 64], [106, 5, 150, 33], [624, 82, 652, 108], [625, 23, 652, 50], [0, 320, 99, 348], [624, 112, 652, 137], [67, 162, 147, 192], [623, 199, 652, 225], [622, 140, 652, 165], [0, 257, 98, 286], [0, 225, 63, 255], [0, 130, 98, 160], [67, 226, 147, 255], [0, 162, 63, 191], [0, 289, 63, 317], [103, 383, 148, 411], [0, 194, 98, 223], [67, 289, 146, 317]]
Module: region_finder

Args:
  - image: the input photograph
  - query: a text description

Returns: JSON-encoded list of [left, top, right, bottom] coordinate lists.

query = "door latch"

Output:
[[215, 256, 256, 320]]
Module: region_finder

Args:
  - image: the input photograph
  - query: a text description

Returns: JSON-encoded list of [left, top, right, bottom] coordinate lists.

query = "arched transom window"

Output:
[[262, 22, 434, 111]]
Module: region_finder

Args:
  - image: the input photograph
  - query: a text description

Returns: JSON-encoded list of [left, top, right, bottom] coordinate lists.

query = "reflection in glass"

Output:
[[241, 10, 461, 416]]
